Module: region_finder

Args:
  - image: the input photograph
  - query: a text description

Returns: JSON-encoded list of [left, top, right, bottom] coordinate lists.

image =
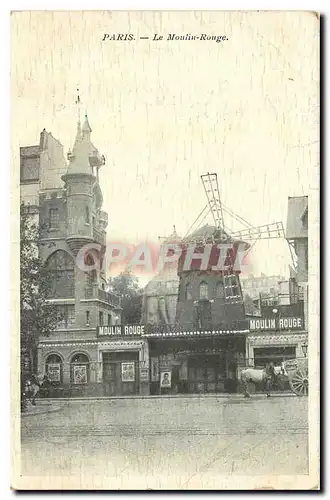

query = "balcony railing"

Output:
[[98, 288, 121, 307], [84, 286, 121, 307]]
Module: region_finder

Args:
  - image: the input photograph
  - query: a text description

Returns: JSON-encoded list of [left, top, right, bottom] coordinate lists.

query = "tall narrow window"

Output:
[[185, 283, 192, 300], [231, 275, 240, 297], [108, 314, 112, 326], [199, 281, 208, 300], [86, 310, 90, 326], [85, 271, 96, 297], [216, 280, 225, 299], [99, 311, 104, 326], [49, 208, 59, 229], [224, 275, 241, 299], [56, 305, 75, 329], [85, 206, 90, 224]]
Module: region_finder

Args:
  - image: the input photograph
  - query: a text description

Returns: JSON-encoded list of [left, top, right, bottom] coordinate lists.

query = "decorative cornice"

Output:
[[247, 333, 308, 345], [39, 339, 145, 349]]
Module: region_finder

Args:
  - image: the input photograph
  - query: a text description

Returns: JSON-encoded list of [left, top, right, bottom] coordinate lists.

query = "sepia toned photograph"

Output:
[[11, 10, 319, 490]]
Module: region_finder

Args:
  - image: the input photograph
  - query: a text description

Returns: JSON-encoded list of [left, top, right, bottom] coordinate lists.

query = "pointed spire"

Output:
[[72, 86, 82, 149], [82, 112, 92, 135]]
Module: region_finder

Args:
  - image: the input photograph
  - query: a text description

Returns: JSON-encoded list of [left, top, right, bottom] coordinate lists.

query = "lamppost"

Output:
[[301, 342, 308, 358]]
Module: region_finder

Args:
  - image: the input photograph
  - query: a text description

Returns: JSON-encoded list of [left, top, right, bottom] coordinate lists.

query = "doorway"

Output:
[[102, 351, 139, 396], [187, 354, 226, 393]]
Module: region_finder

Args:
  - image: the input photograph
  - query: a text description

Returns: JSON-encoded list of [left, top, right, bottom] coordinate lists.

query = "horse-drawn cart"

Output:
[[283, 357, 308, 396]]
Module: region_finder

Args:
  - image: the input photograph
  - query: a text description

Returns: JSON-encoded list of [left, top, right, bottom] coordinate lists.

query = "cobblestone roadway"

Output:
[[20, 396, 308, 488]]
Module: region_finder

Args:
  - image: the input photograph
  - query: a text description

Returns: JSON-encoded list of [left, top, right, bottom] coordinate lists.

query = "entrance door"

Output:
[[102, 352, 139, 396], [188, 355, 225, 393], [103, 362, 116, 396]]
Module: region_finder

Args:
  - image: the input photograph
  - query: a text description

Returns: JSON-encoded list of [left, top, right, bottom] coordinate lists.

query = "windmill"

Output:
[[178, 172, 295, 272]]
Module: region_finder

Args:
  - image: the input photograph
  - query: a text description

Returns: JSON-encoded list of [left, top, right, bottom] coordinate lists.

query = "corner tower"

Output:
[[62, 113, 106, 256]]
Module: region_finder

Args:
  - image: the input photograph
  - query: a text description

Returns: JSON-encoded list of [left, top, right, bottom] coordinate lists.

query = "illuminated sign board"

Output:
[[97, 325, 145, 337], [249, 317, 304, 331]]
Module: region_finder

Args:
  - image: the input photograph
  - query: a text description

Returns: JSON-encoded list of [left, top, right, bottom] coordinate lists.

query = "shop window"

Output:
[[253, 346, 296, 368], [70, 353, 90, 384], [45, 354, 62, 383], [199, 281, 208, 300], [216, 280, 225, 299], [185, 283, 192, 300], [46, 250, 75, 298], [56, 305, 75, 329]]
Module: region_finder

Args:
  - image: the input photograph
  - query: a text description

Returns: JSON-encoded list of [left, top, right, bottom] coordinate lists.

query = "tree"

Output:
[[20, 203, 59, 375], [107, 271, 142, 324]]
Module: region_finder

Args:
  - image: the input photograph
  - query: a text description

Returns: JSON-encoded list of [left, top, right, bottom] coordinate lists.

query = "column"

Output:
[[139, 340, 150, 395]]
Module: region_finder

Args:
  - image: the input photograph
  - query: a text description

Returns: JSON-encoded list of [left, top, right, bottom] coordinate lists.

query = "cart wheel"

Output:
[[289, 369, 308, 396]]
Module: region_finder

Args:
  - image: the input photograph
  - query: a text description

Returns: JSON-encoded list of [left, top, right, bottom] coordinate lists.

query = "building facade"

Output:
[[20, 124, 309, 397], [20, 117, 149, 396]]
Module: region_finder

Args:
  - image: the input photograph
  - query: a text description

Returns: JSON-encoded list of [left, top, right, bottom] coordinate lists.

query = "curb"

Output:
[[43, 392, 295, 402]]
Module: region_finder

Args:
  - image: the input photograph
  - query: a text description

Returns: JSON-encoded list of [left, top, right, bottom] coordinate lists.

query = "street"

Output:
[[20, 395, 308, 488]]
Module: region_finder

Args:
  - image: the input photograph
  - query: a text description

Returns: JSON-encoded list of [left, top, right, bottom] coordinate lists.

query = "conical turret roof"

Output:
[[65, 113, 103, 177]]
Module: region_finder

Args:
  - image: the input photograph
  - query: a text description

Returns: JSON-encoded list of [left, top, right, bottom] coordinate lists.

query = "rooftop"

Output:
[[286, 196, 308, 239]]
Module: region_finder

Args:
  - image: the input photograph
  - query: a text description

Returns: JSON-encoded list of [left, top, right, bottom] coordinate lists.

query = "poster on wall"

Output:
[[121, 362, 135, 382], [151, 357, 160, 382], [160, 371, 172, 388], [140, 367, 149, 382], [47, 363, 61, 382], [73, 365, 87, 385]]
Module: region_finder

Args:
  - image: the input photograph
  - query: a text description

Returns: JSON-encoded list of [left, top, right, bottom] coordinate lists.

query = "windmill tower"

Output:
[[175, 173, 286, 331]]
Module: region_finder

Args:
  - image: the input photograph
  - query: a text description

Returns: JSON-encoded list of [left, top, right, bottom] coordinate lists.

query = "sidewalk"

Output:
[[21, 400, 63, 417]]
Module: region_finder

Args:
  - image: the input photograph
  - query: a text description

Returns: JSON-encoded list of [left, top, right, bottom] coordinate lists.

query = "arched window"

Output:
[[70, 353, 90, 385], [199, 281, 208, 300], [185, 283, 192, 300], [45, 354, 62, 383], [46, 250, 75, 298], [216, 280, 225, 299]]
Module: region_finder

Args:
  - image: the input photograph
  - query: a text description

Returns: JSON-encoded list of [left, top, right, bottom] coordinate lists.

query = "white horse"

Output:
[[240, 364, 285, 398]]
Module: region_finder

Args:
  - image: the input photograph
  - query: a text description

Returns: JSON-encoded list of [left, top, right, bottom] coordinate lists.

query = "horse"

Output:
[[240, 364, 284, 398], [23, 377, 41, 406]]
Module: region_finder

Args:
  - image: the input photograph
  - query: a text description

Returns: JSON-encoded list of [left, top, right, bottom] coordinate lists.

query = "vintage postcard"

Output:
[[11, 10, 320, 490]]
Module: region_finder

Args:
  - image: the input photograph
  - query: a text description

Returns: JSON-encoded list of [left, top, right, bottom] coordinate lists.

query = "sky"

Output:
[[11, 11, 319, 281]]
